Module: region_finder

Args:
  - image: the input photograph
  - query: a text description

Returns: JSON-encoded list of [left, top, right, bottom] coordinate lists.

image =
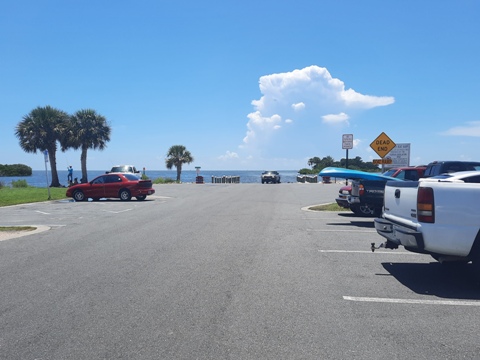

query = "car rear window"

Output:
[[123, 174, 140, 181]]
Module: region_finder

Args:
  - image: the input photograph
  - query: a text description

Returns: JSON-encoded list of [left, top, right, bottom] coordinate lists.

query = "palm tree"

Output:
[[165, 145, 194, 182], [15, 106, 69, 187], [308, 157, 322, 169], [63, 109, 111, 183]]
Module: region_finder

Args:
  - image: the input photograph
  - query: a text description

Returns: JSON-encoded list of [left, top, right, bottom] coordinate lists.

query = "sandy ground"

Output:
[[0, 225, 50, 242]]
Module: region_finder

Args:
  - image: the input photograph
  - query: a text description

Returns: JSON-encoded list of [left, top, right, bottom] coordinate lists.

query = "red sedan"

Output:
[[66, 173, 155, 201]]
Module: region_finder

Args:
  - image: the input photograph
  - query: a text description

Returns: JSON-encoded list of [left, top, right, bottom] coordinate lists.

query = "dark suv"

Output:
[[423, 161, 480, 177], [261, 171, 281, 184]]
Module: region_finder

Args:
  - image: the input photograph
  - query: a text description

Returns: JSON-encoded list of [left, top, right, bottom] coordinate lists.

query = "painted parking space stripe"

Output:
[[318, 250, 420, 255], [344, 296, 480, 306], [308, 229, 377, 233], [105, 209, 133, 214]]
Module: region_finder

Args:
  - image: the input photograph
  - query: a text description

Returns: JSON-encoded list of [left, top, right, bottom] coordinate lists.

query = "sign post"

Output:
[[342, 134, 353, 169], [43, 150, 51, 199]]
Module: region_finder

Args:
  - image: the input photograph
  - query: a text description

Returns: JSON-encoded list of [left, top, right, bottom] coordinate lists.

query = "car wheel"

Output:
[[73, 190, 85, 201], [119, 189, 131, 201], [136, 195, 146, 201], [350, 204, 375, 217]]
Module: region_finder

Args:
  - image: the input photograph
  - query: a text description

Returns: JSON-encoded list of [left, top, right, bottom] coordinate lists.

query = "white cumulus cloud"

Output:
[[440, 121, 480, 137], [292, 102, 305, 111], [322, 112, 350, 125], [243, 65, 395, 146], [218, 151, 239, 160]]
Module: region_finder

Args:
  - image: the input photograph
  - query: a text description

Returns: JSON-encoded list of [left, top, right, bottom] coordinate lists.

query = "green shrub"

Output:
[[0, 181, 4, 189], [11, 179, 28, 188], [153, 177, 176, 184]]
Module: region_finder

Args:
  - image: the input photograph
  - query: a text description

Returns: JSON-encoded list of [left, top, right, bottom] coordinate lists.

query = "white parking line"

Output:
[[308, 229, 377, 233], [105, 209, 133, 214], [35, 210, 50, 215], [344, 296, 480, 306], [318, 250, 420, 255]]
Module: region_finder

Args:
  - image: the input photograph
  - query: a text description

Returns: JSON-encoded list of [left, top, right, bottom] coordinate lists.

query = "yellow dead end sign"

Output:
[[370, 132, 396, 158]]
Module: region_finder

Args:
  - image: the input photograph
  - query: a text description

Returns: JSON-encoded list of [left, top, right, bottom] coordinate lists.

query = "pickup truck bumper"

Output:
[[335, 195, 350, 208], [347, 195, 359, 204], [374, 218, 425, 251]]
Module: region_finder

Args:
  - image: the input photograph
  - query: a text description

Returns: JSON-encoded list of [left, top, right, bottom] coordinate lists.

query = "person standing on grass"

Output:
[[67, 165, 73, 184]]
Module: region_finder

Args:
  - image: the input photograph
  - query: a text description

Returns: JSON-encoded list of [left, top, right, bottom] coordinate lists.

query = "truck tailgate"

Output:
[[383, 181, 419, 226]]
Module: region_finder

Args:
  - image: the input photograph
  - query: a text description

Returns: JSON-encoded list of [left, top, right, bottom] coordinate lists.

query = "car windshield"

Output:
[[111, 166, 131, 172], [382, 169, 396, 177]]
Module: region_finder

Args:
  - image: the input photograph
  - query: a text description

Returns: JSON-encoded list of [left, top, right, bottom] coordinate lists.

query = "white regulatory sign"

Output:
[[384, 143, 410, 168], [342, 134, 353, 150]]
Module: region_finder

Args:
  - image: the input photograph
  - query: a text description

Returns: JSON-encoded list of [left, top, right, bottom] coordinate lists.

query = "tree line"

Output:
[[14, 105, 196, 187], [0, 164, 32, 177], [299, 156, 380, 174], [15, 106, 111, 187]]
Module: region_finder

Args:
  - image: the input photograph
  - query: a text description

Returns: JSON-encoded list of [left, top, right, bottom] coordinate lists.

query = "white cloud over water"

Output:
[[218, 151, 239, 160], [242, 65, 395, 146]]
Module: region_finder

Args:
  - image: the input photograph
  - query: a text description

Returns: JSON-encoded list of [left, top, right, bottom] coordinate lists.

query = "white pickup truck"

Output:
[[373, 171, 480, 272]]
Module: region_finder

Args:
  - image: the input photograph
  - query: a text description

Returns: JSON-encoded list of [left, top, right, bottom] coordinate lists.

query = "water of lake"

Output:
[[1, 169, 309, 187]]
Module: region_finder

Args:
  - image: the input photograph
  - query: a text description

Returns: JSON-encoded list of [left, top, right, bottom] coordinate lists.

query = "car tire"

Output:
[[136, 195, 146, 201], [119, 189, 131, 201], [73, 190, 85, 202], [350, 204, 375, 217]]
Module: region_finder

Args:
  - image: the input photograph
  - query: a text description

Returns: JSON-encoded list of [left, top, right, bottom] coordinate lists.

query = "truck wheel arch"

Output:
[[468, 229, 480, 278]]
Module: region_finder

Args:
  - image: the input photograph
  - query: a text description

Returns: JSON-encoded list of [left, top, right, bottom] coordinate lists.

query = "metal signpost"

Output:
[[43, 150, 51, 199], [342, 134, 353, 168]]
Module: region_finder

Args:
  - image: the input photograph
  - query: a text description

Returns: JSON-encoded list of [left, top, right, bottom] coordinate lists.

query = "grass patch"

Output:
[[309, 203, 349, 212], [0, 226, 36, 232], [11, 179, 28, 188], [152, 177, 177, 184], [0, 187, 67, 207]]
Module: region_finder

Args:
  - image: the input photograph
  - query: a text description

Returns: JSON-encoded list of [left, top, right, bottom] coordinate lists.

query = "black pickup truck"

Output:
[[348, 180, 388, 216], [336, 166, 426, 216]]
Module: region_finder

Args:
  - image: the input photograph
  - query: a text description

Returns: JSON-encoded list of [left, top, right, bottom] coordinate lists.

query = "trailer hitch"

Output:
[[371, 241, 398, 252], [371, 242, 385, 252]]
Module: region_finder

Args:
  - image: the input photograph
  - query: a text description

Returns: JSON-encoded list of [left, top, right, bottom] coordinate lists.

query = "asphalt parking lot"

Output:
[[1, 183, 479, 359]]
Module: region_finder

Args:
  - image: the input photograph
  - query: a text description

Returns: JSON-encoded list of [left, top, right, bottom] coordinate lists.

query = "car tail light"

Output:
[[358, 184, 365, 196], [417, 187, 434, 223]]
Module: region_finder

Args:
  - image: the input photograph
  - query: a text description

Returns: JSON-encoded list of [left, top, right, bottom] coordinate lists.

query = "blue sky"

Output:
[[1, 1, 480, 171]]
